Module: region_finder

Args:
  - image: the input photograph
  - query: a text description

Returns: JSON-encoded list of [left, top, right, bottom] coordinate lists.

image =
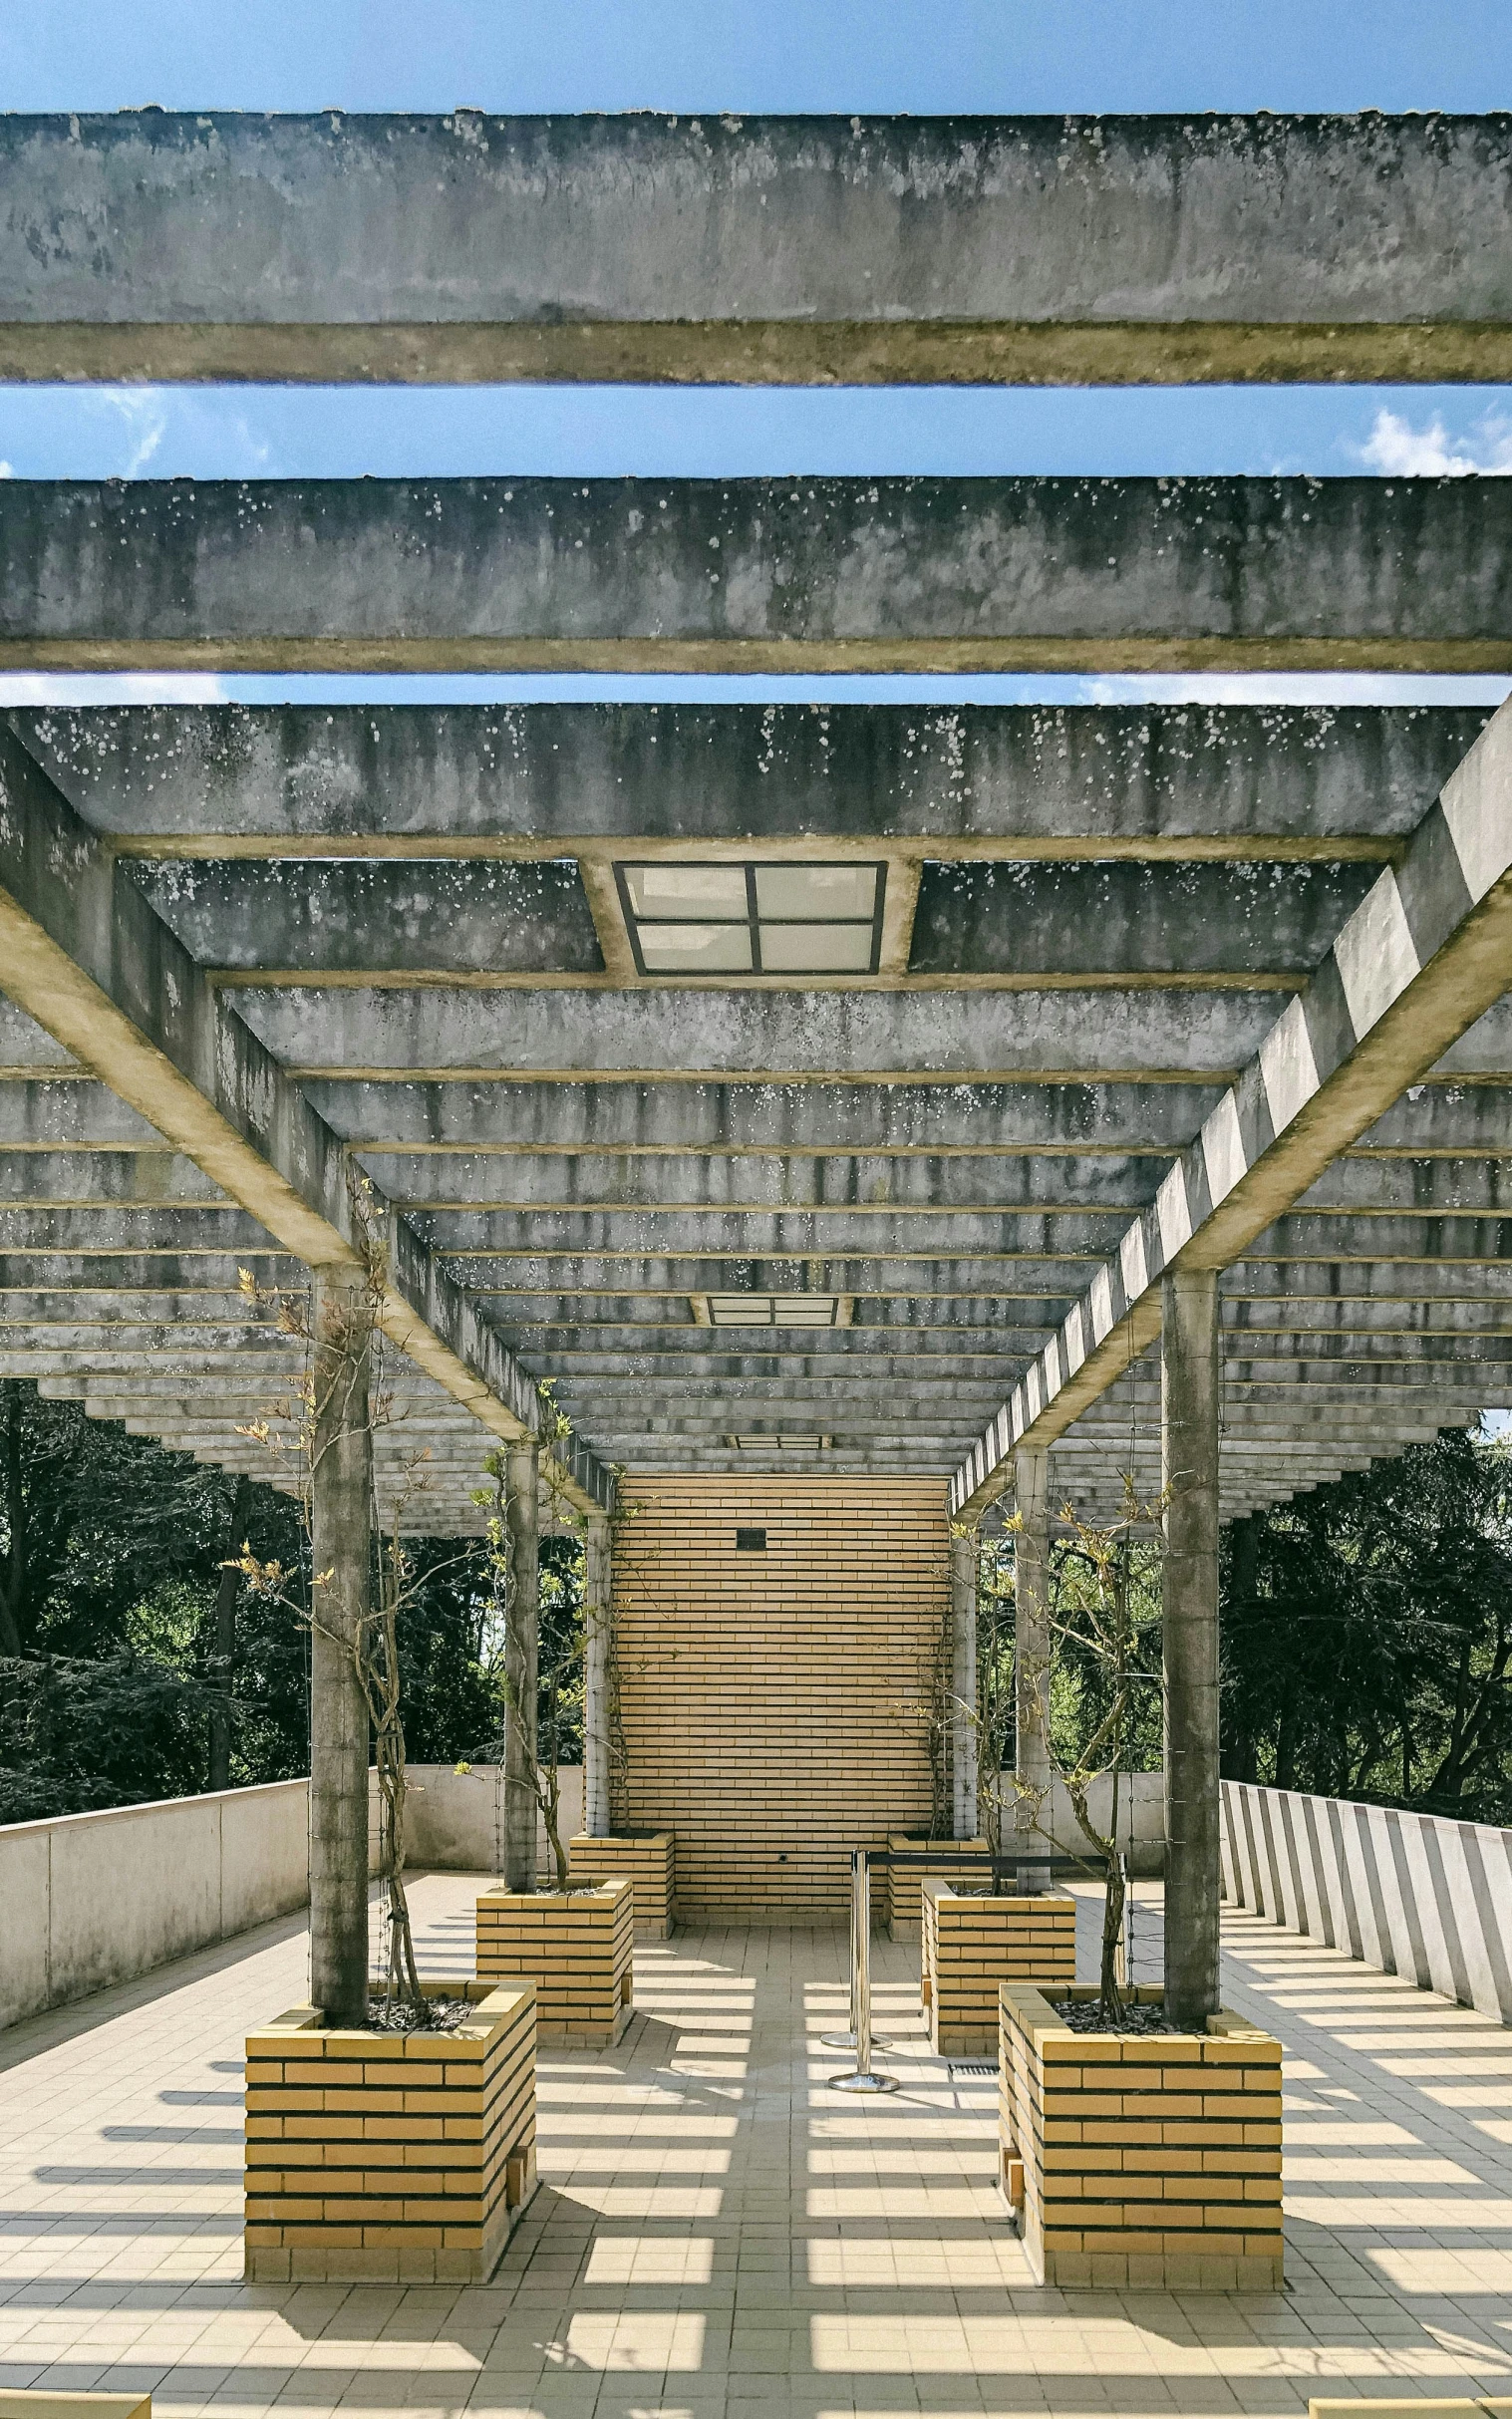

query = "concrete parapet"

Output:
[[1222, 1778, 1512, 2024], [0, 1779, 310, 2030]]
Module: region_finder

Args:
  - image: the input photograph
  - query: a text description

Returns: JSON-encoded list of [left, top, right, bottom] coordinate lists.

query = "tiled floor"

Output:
[[2, 1875, 1511, 2418]]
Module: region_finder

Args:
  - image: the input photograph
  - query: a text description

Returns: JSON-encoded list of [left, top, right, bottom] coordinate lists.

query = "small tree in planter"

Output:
[[230, 1214, 454, 2022], [233, 1207, 543, 2283], [465, 1428, 588, 1892], [990, 1485, 1284, 2291], [468, 1423, 634, 2045], [991, 1483, 1164, 2023]]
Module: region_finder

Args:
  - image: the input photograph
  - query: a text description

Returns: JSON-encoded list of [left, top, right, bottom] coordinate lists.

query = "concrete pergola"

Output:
[[1, 110, 1510, 2021]]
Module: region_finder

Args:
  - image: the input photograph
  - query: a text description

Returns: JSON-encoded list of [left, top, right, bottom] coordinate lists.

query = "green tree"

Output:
[[1221, 1430, 1512, 1824]]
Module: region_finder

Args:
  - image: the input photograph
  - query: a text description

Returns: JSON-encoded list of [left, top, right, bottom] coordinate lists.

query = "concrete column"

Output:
[[1014, 1445, 1052, 1873], [1162, 1266, 1222, 2030], [582, 1508, 613, 1837], [950, 1532, 978, 1839], [502, 1439, 540, 1891], [308, 1267, 374, 2027]]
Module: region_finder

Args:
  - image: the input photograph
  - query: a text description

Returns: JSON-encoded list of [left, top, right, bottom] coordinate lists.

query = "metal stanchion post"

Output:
[[820, 1847, 888, 2053], [829, 1851, 897, 2094]]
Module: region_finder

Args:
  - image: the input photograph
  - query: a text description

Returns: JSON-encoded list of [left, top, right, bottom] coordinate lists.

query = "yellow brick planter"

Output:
[[244, 1979, 537, 2285], [887, 1834, 992, 1941], [476, 1876, 635, 2044], [922, 1882, 1076, 2054], [1311, 2406, 1512, 2419], [999, 1980, 1284, 2291], [0, 2400, 152, 2419], [569, 1832, 675, 1936]]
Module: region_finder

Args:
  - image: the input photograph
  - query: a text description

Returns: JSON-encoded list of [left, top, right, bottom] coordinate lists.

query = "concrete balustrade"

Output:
[[1221, 1777, 1512, 2024]]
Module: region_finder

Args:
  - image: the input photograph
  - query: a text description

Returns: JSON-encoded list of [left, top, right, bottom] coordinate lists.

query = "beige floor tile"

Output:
[[2, 1876, 1511, 2418]]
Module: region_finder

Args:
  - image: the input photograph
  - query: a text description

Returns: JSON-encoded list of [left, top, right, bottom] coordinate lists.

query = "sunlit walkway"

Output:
[[2, 1874, 1511, 2418]]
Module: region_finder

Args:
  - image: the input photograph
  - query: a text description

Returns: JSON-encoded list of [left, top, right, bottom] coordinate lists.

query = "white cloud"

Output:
[[89, 386, 171, 476], [0, 460, 11, 478], [0, 673, 232, 705], [1357, 408, 1512, 478]]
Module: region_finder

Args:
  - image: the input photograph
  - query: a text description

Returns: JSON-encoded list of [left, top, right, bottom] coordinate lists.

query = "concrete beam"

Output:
[[4, 1067, 1491, 1164], [3, 477, 1511, 675], [3, 114, 1510, 387], [441, 1202, 1512, 1263], [333, 1148, 1177, 1214], [954, 700, 1512, 1514], [0, 730, 612, 1514], [14, 705, 1487, 861], [307, 1077, 1228, 1156], [237, 983, 1285, 1081], [423, 1208, 1130, 1255]]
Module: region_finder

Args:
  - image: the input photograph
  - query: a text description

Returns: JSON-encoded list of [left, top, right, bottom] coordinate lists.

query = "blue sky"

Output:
[[2, 0, 1510, 721], [3, 0, 1509, 116]]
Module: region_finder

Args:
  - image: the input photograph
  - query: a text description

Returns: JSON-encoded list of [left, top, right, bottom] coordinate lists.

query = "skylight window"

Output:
[[727, 1433, 831, 1451], [700, 1295, 851, 1328], [616, 861, 885, 976]]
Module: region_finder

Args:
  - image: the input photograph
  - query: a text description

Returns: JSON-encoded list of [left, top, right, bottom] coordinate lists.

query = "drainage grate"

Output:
[[947, 2060, 997, 2079]]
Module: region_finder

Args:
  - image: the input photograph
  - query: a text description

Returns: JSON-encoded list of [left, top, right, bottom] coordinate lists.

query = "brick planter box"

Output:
[[476, 1876, 635, 2045], [244, 1978, 537, 2284], [922, 1882, 1076, 2054], [0, 2399, 152, 2419], [886, 1834, 993, 1941], [999, 1980, 1283, 2290], [569, 1831, 675, 1936]]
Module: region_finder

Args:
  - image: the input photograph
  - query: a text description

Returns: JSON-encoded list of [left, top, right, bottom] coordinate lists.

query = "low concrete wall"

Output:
[[0, 1764, 585, 2031], [406, 1762, 583, 1874], [0, 1778, 310, 2031], [1221, 1778, 1512, 2023], [1001, 1769, 1165, 1878]]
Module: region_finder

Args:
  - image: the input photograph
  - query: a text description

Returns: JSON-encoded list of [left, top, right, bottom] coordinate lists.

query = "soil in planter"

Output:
[[360, 1996, 475, 2035], [1051, 1997, 1180, 2036]]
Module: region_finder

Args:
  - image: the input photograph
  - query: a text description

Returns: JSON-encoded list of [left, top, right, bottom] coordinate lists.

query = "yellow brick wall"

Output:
[[613, 1475, 950, 1919]]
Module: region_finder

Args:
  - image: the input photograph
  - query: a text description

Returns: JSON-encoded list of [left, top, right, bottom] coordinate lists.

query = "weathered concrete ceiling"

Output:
[[953, 703, 1512, 1513], [0, 728, 613, 1519], [2, 479, 1510, 673], [0, 113, 1509, 385], [0, 688, 1508, 1526]]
